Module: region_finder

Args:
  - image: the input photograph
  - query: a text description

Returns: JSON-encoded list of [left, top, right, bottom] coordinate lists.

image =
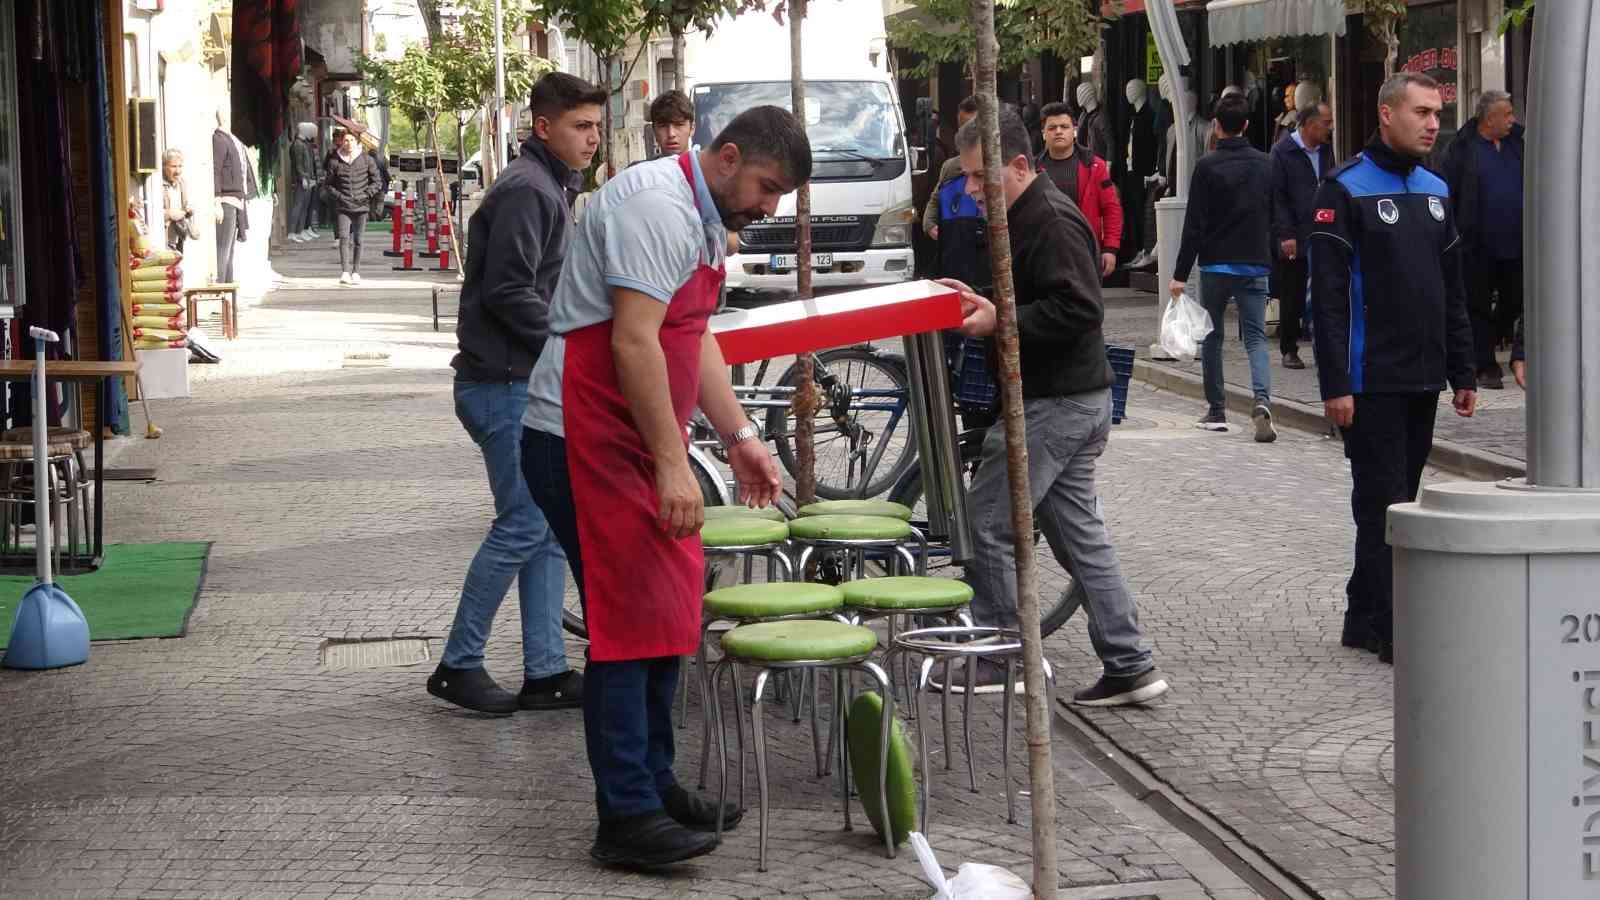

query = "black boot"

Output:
[[662, 783, 742, 832], [519, 669, 584, 710], [591, 811, 719, 869], [426, 664, 518, 715]]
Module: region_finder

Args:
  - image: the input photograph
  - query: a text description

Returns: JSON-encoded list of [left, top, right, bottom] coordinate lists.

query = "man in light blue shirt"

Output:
[[1269, 101, 1335, 371]]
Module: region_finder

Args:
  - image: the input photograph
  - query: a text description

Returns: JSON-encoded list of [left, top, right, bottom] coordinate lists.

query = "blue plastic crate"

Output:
[[950, 336, 998, 411], [1106, 343, 1134, 424]]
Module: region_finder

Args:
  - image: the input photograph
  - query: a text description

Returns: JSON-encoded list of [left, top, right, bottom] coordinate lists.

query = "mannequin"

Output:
[[288, 122, 319, 242], [1273, 84, 1298, 147], [1075, 81, 1113, 163], [211, 109, 257, 282], [1122, 79, 1157, 267]]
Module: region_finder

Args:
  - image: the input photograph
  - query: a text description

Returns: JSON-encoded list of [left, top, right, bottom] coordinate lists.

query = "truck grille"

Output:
[[740, 216, 876, 253]]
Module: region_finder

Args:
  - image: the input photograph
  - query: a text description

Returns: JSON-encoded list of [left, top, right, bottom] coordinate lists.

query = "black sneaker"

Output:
[[1479, 368, 1505, 390], [591, 811, 720, 869], [519, 669, 584, 710], [1341, 629, 1382, 653], [1195, 411, 1228, 432], [662, 783, 742, 832], [1072, 669, 1170, 707], [1282, 351, 1306, 370], [1252, 403, 1278, 443], [927, 657, 1024, 695], [1378, 640, 1394, 665], [426, 664, 518, 716]]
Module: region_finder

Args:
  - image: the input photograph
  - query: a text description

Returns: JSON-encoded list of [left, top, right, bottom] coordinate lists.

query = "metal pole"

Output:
[[492, 0, 507, 176], [1146, 0, 1192, 360]]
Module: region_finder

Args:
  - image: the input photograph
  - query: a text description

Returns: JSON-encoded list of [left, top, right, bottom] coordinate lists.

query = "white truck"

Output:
[[682, 0, 919, 295]]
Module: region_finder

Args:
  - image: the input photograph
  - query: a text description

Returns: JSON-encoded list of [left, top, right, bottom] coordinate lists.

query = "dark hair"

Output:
[[958, 95, 980, 115], [529, 72, 607, 125], [1297, 101, 1330, 126], [1214, 94, 1249, 136], [649, 89, 694, 125], [954, 108, 1032, 167], [1039, 102, 1074, 126], [1379, 71, 1441, 110], [711, 105, 812, 184]]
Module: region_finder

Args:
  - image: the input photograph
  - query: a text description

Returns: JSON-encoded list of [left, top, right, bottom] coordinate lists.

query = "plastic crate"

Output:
[[1106, 343, 1135, 424], [946, 334, 999, 413]]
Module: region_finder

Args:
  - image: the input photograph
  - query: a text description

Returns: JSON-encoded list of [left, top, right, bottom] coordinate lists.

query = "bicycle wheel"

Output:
[[765, 345, 917, 500], [885, 431, 1069, 637]]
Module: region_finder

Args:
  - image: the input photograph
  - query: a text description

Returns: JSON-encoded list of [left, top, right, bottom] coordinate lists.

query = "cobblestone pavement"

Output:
[[0, 245, 1262, 899], [1101, 288, 1527, 462]]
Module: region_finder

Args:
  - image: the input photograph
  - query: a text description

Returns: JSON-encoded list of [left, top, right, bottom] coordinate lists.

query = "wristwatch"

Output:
[[721, 422, 760, 450]]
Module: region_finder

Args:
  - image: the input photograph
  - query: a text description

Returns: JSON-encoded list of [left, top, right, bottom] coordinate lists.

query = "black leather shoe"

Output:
[[519, 669, 583, 710], [1282, 351, 1306, 370], [662, 783, 742, 832], [1378, 640, 1394, 665], [591, 811, 719, 869], [426, 665, 518, 715], [1340, 631, 1382, 653]]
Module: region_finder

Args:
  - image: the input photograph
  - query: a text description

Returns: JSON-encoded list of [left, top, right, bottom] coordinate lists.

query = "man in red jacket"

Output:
[[1035, 102, 1123, 278]]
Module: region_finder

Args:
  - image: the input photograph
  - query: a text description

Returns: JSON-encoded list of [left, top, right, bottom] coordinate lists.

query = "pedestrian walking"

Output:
[[1035, 102, 1123, 279], [937, 110, 1168, 708], [1310, 72, 1477, 664], [1441, 89, 1525, 390], [427, 73, 605, 716], [322, 128, 383, 285], [649, 90, 694, 158], [520, 106, 800, 868], [287, 123, 319, 242], [1268, 100, 1335, 371], [921, 95, 978, 243], [1169, 93, 1277, 441], [159, 149, 199, 254]]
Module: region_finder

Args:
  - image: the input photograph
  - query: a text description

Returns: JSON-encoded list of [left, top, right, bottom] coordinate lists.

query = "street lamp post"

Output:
[[492, 0, 506, 177], [1388, 4, 1600, 897]]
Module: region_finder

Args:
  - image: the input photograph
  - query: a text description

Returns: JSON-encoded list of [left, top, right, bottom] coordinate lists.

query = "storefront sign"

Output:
[[1146, 34, 1164, 84]]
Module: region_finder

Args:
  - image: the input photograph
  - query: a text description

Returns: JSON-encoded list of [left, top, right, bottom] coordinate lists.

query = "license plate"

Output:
[[769, 253, 833, 270]]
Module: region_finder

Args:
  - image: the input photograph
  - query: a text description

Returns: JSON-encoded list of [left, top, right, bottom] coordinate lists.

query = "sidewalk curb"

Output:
[[1131, 358, 1527, 481], [1053, 701, 1319, 900]]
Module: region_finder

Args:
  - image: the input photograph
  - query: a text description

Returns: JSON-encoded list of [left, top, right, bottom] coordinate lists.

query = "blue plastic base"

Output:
[[3, 582, 90, 669]]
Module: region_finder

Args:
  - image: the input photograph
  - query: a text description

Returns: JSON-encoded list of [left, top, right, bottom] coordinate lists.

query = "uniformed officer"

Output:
[[1309, 71, 1478, 665]]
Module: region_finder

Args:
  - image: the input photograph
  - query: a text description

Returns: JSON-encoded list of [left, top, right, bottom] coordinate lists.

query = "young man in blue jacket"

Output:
[[1309, 72, 1477, 664]]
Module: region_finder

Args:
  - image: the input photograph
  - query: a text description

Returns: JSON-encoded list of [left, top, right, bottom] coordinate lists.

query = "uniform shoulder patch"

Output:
[[1314, 208, 1335, 224]]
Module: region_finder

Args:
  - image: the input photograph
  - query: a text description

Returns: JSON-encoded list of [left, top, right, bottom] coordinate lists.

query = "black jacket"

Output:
[[1309, 136, 1474, 400], [451, 137, 580, 382], [1439, 117, 1526, 251], [1005, 175, 1112, 399], [1268, 131, 1335, 248], [322, 150, 383, 215], [212, 129, 254, 199], [1173, 136, 1273, 281]]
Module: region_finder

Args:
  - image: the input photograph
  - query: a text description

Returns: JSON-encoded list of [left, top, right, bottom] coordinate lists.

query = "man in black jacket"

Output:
[[940, 110, 1167, 708], [1169, 94, 1277, 442], [1440, 90, 1526, 389], [427, 72, 604, 714], [1268, 100, 1335, 370], [1310, 72, 1477, 664]]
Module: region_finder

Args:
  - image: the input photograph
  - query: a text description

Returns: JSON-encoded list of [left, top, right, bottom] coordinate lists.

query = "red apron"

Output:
[[561, 153, 722, 662]]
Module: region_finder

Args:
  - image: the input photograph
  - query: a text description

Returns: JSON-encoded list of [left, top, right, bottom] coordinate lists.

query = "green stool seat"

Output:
[[704, 505, 787, 522], [798, 499, 912, 521], [721, 619, 877, 662], [701, 517, 789, 547], [787, 514, 912, 542], [847, 690, 918, 846], [841, 576, 973, 610], [705, 582, 843, 619]]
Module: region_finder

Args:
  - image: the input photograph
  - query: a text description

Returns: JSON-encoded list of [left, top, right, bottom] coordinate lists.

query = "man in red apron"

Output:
[[520, 106, 811, 868]]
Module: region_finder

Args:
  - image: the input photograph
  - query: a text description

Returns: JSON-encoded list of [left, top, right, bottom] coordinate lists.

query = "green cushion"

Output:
[[700, 517, 789, 547], [847, 691, 918, 846], [720, 619, 877, 661], [704, 582, 844, 619], [841, 576, 973, 610], [704, 505, 787, 522], [798, 499, 912, 521], [786, 514, 912, 542]]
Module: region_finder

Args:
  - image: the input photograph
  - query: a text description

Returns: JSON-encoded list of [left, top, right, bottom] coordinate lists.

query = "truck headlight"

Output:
[[871, 201, 915, 247]]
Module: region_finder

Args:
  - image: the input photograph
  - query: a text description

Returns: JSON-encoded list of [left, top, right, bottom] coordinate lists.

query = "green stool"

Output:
[[710, 619, 896, 870], [788, 514, 927, 580], [694, 582, 845, 793], [797, 499, 912, 521], [705, 504, 788, 522], [841, 575, 974, 691]]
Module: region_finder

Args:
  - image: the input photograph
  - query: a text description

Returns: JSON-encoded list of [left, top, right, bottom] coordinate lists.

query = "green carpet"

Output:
[[0, 542, 210, 647]]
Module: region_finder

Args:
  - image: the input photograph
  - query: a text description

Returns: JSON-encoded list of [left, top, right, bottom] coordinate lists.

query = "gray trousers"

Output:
[[966, 389, 1154, 678], [216, 204, 238, 283]]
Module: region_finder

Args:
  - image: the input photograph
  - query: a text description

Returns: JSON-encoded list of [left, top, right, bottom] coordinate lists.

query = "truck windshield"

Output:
[[692, 81, 900, 160]]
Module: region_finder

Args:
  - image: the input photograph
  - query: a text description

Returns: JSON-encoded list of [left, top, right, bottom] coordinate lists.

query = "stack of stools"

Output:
[[0, 426, 92, 570]]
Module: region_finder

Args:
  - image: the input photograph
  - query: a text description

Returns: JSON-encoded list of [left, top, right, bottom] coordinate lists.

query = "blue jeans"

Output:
[[1200, 273, 1271, 412], [522, 427, 679, 819], [442, 381, 569, 681]]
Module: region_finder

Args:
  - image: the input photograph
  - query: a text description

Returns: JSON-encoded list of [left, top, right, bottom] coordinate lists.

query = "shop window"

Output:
[[1396, 1, 1459, 157], [0, 1, 21, 314]]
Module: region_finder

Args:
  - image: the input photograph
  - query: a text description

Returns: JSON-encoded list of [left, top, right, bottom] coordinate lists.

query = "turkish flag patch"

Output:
[[1314, 208, 1336, 224]]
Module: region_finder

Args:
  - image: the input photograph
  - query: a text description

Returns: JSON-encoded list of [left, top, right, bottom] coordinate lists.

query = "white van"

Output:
[[684, 1, 918, 293]]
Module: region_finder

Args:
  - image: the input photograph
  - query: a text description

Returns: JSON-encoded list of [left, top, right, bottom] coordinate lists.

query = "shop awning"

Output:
[[1205, 0, 1347, 46]]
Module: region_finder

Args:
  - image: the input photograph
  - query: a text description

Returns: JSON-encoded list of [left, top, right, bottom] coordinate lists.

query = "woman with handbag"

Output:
[[322, 128, 383, 285], [161, 149, 200, 253]]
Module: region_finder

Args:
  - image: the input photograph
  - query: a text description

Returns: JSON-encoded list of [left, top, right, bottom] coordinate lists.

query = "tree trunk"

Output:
[[426, 117, 465, 276], [415, 0, 444, 43], [1383, 27, 1399, 79], [603, 55, 615, 180], [673, 27, 686, 92], [968, 1, 1058, 897], [789, 0, 817, 505]]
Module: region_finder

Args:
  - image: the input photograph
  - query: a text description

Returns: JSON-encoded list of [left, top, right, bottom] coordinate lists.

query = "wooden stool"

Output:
[[184, 283, 239, 339]]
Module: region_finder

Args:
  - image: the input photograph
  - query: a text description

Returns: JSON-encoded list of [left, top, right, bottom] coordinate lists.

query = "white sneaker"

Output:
[[299, 229, 315, 241], [338, 272, 352, 285], [349, 273, 362, 285], [288, 233, 305, 243]]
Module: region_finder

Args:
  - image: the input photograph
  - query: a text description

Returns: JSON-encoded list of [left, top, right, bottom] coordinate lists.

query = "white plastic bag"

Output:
[[1158, 289, 1214, 360], [911, 832, 1032, 900]]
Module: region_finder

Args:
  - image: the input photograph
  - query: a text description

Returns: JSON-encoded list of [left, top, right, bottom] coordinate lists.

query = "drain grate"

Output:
[[321, 638, 431, 670]]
